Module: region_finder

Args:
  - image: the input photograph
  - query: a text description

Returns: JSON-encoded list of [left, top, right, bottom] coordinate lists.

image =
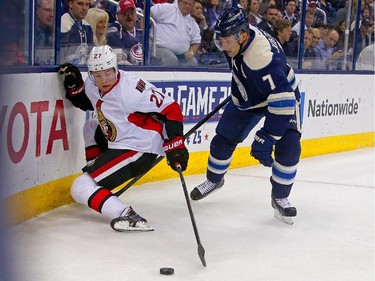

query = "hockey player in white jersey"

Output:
[[190, 7, 302, 225], [58, 45, 189, 231]]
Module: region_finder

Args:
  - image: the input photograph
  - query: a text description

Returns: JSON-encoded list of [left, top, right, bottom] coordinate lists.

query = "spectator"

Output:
[[222, 0, 249, 11], [85, 8, 109, 46], [303, 27, 320, 66], [204, 0, 222, 31], [96, 0, 118, 23], [151, 0, 201, 65], [303, 29, 314, 51], [352, 19, 374, 56], [334, 20, 346, 49], [330, 0, 346, 10], [312, 26, 343, 69], [60, 0, 94, 64], [306, 0, 326, 25], [315, 22, 330, 40], [303, 29, 318, 68], [191, 0, 213, 52], [356, 43, 374, 70], [259, 0, 277, 15], [247, 0, 263, 26], [257, 5, 280, 37], [310, 27, 321, 49], [362, 4, 372, 22], [274, 19, 295, 57], [282, 0, 299, 27], [319, 0, 337, 23], [336, 0, 354, 23], [368, 0, 375, 15], [334, 20, 354, 54], [292, 7, 315, 37], [107, 0, 143, 65], [191, 0, 208, 33], [238, 0, 249, 10], [36, 0, 54, 47], [35, 0, 55, 65]]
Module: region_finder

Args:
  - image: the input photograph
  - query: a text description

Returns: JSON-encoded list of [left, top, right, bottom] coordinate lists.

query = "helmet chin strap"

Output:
[[237, 41, 244, 56], [235, 33, 246, 56], [237, 32, 250, 56]]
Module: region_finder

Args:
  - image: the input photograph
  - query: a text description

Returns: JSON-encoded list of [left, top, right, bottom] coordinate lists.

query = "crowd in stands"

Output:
[[1, 0, 374, 69]]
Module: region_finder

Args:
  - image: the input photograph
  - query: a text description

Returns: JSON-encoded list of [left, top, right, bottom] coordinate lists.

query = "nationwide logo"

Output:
[[307, 98, 360, 117]]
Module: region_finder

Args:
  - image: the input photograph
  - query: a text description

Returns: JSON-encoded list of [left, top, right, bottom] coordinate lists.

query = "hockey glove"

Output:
[[250, 129, 276, 167], [163, 136, 189, 171], [58, 62, 83, 91], [58, 63, 93, 111]]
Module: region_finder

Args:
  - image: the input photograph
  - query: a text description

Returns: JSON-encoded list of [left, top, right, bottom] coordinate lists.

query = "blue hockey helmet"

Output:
[[214, 7, 250, 38]]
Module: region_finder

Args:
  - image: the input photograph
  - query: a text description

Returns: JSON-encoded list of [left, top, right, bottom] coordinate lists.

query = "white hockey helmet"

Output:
[[87, 45, 118, 77]]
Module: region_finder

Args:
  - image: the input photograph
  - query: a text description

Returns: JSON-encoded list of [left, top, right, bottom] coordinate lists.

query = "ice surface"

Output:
[[6, 148, 375, 281]]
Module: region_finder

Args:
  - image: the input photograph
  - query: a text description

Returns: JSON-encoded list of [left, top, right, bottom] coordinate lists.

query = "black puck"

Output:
[[160, 267, 174, 275]]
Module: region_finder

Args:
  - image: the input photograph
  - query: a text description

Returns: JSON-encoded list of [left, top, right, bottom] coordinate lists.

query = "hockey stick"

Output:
[[175, 163, 206, 267], [114, 95, 231, 197]]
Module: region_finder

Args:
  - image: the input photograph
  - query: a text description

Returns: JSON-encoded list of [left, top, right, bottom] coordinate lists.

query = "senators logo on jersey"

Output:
[[96, 102, 117, 142]]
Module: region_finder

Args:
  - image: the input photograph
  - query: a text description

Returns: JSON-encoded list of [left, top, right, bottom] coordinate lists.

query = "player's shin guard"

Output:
[[270, 161, 297, 198], [71, 173, 128, 219], [206, 134, 236, 182]]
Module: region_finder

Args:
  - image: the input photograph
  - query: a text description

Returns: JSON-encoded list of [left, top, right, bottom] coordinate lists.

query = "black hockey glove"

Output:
[[57, 63, 93, 111], [58, 62, 83, 90], [250, 129, 276, 167], [163, 136, 189, 171]]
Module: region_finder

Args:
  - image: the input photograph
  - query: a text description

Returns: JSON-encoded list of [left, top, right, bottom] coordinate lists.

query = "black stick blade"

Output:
[[198, 243, 206, 267]]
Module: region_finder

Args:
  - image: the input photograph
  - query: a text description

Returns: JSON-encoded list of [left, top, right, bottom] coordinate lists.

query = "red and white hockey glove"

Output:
[[163, 136, 189, 171]]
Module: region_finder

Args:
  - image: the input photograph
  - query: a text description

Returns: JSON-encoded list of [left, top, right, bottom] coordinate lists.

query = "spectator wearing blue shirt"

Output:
[[204, 0, 222, 31], [312, 27, 343, 69], [107, 0, 143, 65], [61, 0, 94, 64]]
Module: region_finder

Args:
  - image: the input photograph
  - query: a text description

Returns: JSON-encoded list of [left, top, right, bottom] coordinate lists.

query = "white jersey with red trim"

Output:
[[84, 70, 177, 155]]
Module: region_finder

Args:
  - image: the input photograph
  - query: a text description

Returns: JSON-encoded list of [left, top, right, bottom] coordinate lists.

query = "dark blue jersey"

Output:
[[227, 25, 300, 138], [107, 22, 143, 49], [60, 12, 94, 64]]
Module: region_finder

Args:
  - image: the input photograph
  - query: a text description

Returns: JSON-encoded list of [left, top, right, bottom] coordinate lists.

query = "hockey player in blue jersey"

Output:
[[190, 7, 302, 224]]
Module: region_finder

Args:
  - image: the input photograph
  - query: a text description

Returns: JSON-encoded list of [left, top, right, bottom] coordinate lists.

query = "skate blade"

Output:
[[273, 209, 294, 225], [113, 221, 154, 232]]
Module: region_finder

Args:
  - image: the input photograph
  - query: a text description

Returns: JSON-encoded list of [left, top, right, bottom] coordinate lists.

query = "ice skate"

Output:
[[110, 206, 154, 232], [271, 195, 297, 225], [190, 179, 225, 201]]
